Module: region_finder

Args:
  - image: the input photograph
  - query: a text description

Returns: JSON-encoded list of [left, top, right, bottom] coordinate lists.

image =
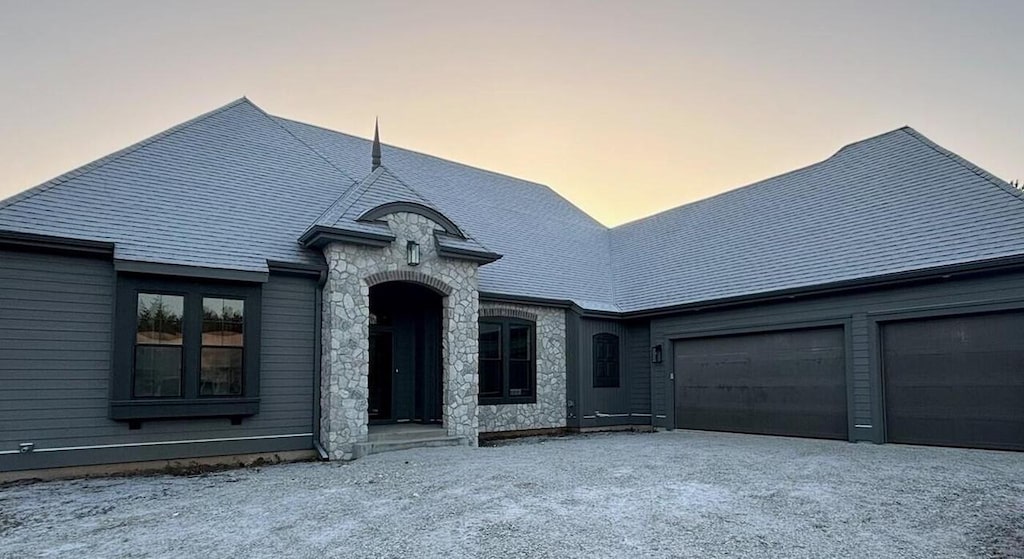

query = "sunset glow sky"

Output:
[[2, 0, 1021, 226]]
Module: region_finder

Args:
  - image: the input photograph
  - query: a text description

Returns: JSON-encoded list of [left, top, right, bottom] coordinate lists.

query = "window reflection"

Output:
[[133, 293, 184, 397], [200, 297, 244, 396]]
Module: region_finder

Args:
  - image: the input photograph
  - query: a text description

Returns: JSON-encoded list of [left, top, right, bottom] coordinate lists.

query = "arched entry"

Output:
[[368, 281, 444, 423]]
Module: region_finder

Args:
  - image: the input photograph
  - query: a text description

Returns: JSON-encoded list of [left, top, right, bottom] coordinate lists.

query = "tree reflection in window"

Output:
[[134, 293, 184, 397], [200, 297, 245, 396]]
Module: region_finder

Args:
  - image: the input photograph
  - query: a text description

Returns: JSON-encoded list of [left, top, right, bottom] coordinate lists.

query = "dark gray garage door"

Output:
[[882, 311, 1024, 451], [674, 327, 847, 439]]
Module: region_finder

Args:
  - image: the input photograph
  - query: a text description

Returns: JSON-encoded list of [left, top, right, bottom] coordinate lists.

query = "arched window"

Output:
[[593, 333, 620, 388]]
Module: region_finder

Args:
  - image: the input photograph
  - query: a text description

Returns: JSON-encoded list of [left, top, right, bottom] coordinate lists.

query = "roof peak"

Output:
[[371, 118, 382, 171], [829, 125, 914, 158], [610, 126, 931, 231], [0, 97, 253, 212]]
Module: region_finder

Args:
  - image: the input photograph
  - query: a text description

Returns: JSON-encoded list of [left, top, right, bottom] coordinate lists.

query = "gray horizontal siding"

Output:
[[0, 249, 317, 471], [576, 318, 651, 428], [649, 268, 1024, 441], [579, 319, 628, 426], [625, 321, 651, 418]]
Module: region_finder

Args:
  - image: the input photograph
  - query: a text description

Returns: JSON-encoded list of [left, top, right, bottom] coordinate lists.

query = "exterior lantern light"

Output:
[[651, 344, 663, 364], [407, 241, 420, 266]]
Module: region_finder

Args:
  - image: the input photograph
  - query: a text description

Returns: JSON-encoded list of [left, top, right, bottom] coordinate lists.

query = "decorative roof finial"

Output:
[[371, 117, 382, 171]]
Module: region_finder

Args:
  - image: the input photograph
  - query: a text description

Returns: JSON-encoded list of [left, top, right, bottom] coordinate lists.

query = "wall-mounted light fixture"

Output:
[[651, 344, 663, 364], [406, 241, 420, 266]]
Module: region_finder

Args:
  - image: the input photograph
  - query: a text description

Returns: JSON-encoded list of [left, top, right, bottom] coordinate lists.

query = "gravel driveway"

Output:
[[2, 431, 1022, 558]]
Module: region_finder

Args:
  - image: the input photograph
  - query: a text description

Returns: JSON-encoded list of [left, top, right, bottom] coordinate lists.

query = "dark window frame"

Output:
[[199, 296, 246, 397], [131, 290, 187, 398], [111, 274, 262, 421], [593, 332, 620, 388], [478, 317, 537, 405]]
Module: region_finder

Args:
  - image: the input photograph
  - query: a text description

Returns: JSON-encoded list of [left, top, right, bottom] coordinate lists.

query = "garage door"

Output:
[[674, 327, 847, 439], [882, 311, 1024, 451]]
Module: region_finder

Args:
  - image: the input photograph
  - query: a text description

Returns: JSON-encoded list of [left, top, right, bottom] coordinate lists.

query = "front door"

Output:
[[391, 317, 417, 421], [368, 330, 393, 421], [368, 282, 443, 424], [369, 324, 419, 422]]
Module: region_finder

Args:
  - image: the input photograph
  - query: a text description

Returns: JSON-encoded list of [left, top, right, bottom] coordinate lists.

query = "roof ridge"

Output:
[[307, 167, 385, 229], [899, 127, 1024, 204], [610, 151, 834, 231], [373, 165, 491, 249], [246, 100, 359, 185], [273, 114, 609, 231], [609, 126, 926, 232], [334, 167, 389, 220], [272, 115, 553, 189], [603, 229, 619, 306], [829, 126, 912, 158], [306, 164, 497, 254], [0, 97, 251, 212], [373, 165, 439, 210]]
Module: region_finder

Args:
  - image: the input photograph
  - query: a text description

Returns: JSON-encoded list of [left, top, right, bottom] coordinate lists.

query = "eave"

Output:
[[0, 229, 114, 257], [298, 225, 395, 249]]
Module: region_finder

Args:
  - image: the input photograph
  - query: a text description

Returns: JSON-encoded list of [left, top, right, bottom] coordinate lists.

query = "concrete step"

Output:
[[367, 426, 447, 443], [353, 436, 463, 459]]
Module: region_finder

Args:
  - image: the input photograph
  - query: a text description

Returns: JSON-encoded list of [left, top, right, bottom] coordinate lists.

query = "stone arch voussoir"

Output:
[[364, 270, 453, 296], [479, 305, 539, 323]]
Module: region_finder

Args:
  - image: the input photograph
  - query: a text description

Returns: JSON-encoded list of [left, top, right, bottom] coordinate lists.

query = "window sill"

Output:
[[109, 398, 260, 421], [478, 397, 537, 406]]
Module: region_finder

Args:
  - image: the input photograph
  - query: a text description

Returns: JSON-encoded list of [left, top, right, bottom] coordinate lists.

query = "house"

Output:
[[2, 98, 1022, 475]]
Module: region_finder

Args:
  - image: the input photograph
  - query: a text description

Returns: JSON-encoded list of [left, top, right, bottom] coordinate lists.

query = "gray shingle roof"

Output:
[[303, 164, 496, 257], [609, 127, 1024, 312], [276, 116, 620, 310], [0, 98, 354, 272], [0, 98, 617, 309], [313, 167, 433, 228], [1, 98, 1022, 314], [305, 166, 426, 240]]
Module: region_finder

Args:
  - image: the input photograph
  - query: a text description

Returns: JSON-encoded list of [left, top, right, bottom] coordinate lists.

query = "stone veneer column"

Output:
[[441, 275, 479, 442], [320, 212, 480, 460], [320, 254, 371, 460]]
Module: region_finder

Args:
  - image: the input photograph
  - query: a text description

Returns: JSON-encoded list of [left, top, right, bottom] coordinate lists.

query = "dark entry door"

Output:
[[370, 317, 427, 422], [368, 282, 443, 424], [391, 318, 417, 421], [368, 330, 393, 420], [674, 327, 848, 439], [882, 311, 1024, 451]]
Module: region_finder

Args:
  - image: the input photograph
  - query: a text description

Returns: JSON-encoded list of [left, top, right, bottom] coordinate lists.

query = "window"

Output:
[[479, 322, 503, 399], [111, 275, 261, 421], [201, 297, 245, 396], [593, 333, 620, 388], [478, 317, 536, 404], [134, 293, 185, 397]]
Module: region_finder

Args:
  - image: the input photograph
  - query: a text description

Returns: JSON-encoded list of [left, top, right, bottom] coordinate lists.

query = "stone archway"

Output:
[[319, 212, 481, 460], [367, 281, 444, 424]]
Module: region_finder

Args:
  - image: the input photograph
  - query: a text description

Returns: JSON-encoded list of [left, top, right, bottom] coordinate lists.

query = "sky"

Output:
[[1, 0, 1021, 227]]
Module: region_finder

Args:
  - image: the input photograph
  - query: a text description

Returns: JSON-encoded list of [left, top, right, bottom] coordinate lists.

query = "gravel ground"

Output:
[[1, 431, 1022, 559]]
